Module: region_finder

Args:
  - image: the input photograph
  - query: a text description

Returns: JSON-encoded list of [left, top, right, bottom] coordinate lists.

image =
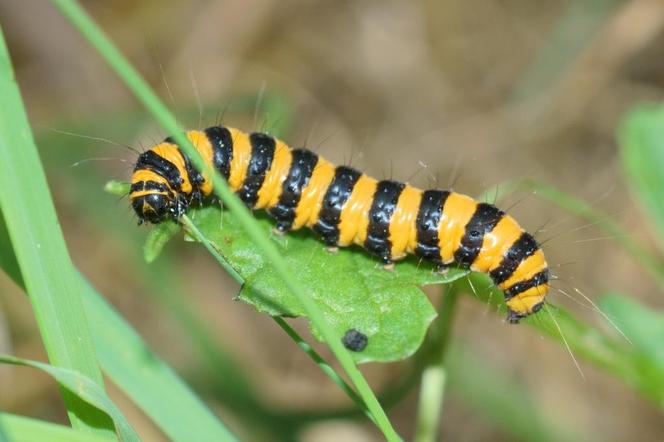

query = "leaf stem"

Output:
[[272, 317, 375, 424], [414, 286, 460, 442]]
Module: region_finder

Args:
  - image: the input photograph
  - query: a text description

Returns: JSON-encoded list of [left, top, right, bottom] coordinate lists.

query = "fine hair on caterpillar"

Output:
[[129, 126, 551, 323]]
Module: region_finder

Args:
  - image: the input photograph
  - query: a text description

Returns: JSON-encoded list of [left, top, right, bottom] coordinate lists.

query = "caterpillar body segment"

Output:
[[130, 127, 549, 322]]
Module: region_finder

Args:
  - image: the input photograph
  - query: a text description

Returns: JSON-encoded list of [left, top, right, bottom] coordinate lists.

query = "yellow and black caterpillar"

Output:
[[130, 127, 549, 323]]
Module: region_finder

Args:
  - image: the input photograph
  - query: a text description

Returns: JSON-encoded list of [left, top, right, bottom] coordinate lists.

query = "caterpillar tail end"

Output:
[[505, 299, 545, 324], [506, 309, 528, 324]]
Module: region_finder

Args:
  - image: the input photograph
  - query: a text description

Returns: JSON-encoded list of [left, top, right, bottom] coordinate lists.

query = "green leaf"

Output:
[[187, 206, 468, 363], [144, 220, 180, 263], [0, 355, 138, 441], [0, 413, 114, 442], [618, 104, 664, 245], [104, 180, 130, 196]]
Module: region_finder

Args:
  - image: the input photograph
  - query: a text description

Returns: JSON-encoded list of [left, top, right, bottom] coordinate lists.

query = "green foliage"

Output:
[[0, 24, 114, 437], [0, 355, 138, 441], [0, 213, 239, 441], [103, 180, 131, 197], [151, 206, 468, 363], [0, 413, 114, 442], [80, 277, 239, 442], [144, 220, 180, 263]]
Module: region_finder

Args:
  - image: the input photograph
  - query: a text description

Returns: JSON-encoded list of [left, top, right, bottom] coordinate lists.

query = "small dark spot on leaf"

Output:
[[224, 236, 233, 245], [342, 329, 368, 352]]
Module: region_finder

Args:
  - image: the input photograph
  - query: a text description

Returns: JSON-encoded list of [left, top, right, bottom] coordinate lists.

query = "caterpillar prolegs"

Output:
[[129, 127, 549, 322]]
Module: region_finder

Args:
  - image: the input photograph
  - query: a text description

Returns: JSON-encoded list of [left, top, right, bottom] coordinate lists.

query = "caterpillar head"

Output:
[[130, 182, 188, 224]]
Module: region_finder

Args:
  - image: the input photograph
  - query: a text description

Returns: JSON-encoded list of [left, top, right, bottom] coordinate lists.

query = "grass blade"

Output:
[[0, 25, 114, 436], [0, 212, 239, 442], [0, 355, 138, 441], [80, 275, 240, 442], [0, 413, 114, 442]]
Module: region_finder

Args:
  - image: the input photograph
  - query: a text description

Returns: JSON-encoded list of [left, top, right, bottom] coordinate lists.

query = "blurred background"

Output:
[[2, 0, 664, 440]]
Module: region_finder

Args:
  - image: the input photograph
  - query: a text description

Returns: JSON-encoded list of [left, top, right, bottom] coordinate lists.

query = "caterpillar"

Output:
[[129, 126, 549, 323]]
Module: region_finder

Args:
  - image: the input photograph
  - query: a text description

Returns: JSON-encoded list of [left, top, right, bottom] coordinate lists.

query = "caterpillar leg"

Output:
[[506, 309, 527, 324], [319, 232, 339, 253], [380, 254, 394, 271], [189, 190, 204, 208], [172, 194, 189, 220], [185, 191, 204, 221], [272, 224, 288, 236], [434, 264, 450, 275]]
